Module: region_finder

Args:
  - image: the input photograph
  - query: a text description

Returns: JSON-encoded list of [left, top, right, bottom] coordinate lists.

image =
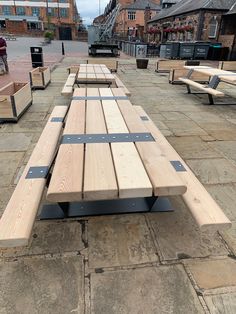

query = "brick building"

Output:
[[95, 0, 161, 40], [147, 0, 236, 48], [0, 0, 80, 40]]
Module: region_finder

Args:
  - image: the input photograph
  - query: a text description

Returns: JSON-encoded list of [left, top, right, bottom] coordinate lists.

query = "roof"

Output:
[[226, 2, 236, 15], [0, 15, 39, 22], [124, 0, 161, 11], [149, 0, 236, 22]]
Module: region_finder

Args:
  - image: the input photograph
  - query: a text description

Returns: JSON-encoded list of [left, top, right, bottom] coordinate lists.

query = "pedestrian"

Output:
[[0, 36, 9, 74]]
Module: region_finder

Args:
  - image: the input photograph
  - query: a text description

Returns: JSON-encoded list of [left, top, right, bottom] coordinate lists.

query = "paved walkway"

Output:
[[0, 57, 236, 313]]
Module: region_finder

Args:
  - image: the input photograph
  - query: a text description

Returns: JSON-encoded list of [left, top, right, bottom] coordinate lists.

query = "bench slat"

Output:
[[0, 106, 67, 247], [83, 88, 118, 200], [134, 106, 231, 232], [179, 78, 224, 97], [112, 88, 187, 196], [169, 69, 210, 84], [47, 91, 86, 202], [61, 74, 76, 96], [113, 74, 131, 96], [100, 88, 153, 198], [156, 60, 185, 73]]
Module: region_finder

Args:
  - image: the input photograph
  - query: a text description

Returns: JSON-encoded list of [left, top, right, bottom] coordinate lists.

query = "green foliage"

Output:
[[44, 31, 54, 40]]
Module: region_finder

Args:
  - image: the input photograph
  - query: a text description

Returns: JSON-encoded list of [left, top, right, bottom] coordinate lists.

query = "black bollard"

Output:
[[62, 42, 65, 55]]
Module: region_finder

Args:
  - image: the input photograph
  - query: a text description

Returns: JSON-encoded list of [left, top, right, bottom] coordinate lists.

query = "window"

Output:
[[128, 11, 136, 20], [59, 0, 67, 2], [2, 6, 11, 15], [32, 7, 40, 17], [16, 7, 25, 15], [27, 22, 41, 30], [208, 18, 218, 38], [47, 8, 56, 16], [60, 8, 68, 18]]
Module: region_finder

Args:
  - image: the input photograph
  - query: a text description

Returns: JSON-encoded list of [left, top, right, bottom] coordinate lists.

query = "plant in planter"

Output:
[[44, 31, 54, 43]]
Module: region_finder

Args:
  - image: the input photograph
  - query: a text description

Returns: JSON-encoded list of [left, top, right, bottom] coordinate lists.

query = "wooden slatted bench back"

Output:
[[87, 59, 118, 72], [156, 60, 186, 73], [0, 106, 67, 247], [219, 61, 236, 71], [169, 69, 210, 85]]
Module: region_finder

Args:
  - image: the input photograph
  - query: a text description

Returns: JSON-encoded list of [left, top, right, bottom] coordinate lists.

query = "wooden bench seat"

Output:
[[179, 78, 224, 97], [0, 106, 67, 247], [219, 61, 236, 72], [61, 74, 76, 96], [87, 59, 118, 72], [169, 68, 210, 85], [134, 106, 231, 232], [156, 60, 186, 73], [113, 74, 131, 96]]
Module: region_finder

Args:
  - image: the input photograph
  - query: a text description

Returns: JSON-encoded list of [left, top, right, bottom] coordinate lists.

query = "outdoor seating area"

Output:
[[0, 61, 232, 249]]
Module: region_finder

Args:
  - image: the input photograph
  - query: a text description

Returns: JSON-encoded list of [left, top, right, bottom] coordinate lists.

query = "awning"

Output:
[[0, 15, 40, 22]]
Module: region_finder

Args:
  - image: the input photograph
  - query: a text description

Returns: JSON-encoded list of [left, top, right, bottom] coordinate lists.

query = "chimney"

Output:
[[144, 4, 151, 33]]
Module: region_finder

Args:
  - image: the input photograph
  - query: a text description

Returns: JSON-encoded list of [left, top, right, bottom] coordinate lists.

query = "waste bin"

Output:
[[179, 42, 195, 59], [194, 42, 210, 60], [30, 47, 44, 68], [165, 42, 180, 59], [136, 59, 149, 69], [160, 44, 167, 58], [207, 43, 222, 60]]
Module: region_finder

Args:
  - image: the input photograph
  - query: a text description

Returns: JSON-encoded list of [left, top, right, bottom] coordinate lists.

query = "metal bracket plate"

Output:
[[72, 96, 128, 101], [186, 69, 194, 79], [208, 75, 221, 89], [26, 166, 49, 179], [51, 117, 64, 122], [61, 133, 155, 144], [170, 160, 187, 172], [140, 116, 149, 121]]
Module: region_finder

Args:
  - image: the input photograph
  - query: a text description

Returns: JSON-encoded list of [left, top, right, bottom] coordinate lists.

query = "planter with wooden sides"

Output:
[[29, 67, 51, 89], [0, 82, 32, 122]]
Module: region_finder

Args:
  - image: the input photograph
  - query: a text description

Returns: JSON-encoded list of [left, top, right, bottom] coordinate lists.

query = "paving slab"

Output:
[[0, 152, 24, 188], [162, 111, 190, 121], [0, 187, 14, 216], [167, 136, 221, 159], [146, 196, 228, 261], [164, 120, 208, 136], [184, 111, 225, 123], [88, 214, 158, 269], [0, 221, 85, 258], [0, 256, 84, 314], [186, 158, 236, 184], [204, 292, 236, 314], [0, 133, 32, 152], [91, 265, 204, 314], [220, 222, 236, 255], [19, 112, 47, 122], [3, 121, 47, 134], [209, 141, 236, 164], [27, 103, 51, 113], [205, 184, 236, 221], [207, 130, 236, 141], [186, 258, 236, 290]]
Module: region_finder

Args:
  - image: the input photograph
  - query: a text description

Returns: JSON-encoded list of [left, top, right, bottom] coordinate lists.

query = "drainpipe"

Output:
[[196, 10, 204, 40]]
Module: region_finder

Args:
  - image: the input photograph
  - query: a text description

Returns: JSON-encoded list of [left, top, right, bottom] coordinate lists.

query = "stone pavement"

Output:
[[0, 56, 236, 313]]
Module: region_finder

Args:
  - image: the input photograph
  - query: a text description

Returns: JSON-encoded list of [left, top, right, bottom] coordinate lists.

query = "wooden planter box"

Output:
[[29, 67, 51, 89], [0, 82, 32, 122]]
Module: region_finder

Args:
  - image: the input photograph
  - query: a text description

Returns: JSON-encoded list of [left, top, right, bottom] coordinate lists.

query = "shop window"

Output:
[[2, 6, 11, 15], [27, 22, 41, 30], [16, 7, 25, 15], [208, 18, 218, 38], [0, 21, 6, 29], [128, 11, 136, 20]]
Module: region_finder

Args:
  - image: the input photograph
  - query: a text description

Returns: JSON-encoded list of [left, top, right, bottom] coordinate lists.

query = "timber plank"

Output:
[[83, 88, 118, 200], [47, 89, 86, 202], [112, 88, 186, 196], [100, 88, 153, 198], [134, 105, 231, 232], [0, 106, 67, 247]]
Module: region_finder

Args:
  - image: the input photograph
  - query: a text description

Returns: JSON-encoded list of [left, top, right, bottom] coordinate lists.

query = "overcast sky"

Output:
[[76, 0, 109, 25]]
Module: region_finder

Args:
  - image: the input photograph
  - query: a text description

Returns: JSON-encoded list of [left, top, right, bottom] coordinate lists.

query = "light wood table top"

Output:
[[184, 66, 236, 84], [77, 64, 116, 84], [47, 87, 186, 203]]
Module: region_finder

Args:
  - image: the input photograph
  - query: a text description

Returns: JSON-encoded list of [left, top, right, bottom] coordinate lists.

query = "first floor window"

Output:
[[60, 8, 68, 18], [128, 11, 136, 20], [209, 18, 218, 38], [2, 6, 11, 15], [32, 7, 40, 16], [16, 7, 25, 15]]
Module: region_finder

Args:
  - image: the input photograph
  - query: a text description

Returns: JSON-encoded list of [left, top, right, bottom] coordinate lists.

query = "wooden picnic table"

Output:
[[77, 64, 116, 86], [45, 87, 187, 218], [184, 66, 236, 85]]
